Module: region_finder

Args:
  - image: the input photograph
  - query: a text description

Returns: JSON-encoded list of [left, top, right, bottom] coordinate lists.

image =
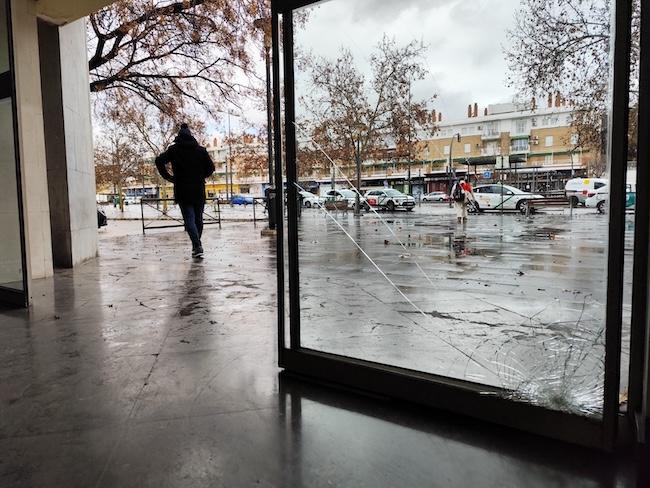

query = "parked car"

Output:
[[364, 188, 415, 211], [231, 194, 254, 205], [123, 196, 140, 205], [472, 184, 544, 213], [324, 188, 360, 209], [585, 184, 636, 214], [97, 208, 108, 228], [422, 191, 449, 202], [299, 190, 325, 208], [565, 177, 608, 207]]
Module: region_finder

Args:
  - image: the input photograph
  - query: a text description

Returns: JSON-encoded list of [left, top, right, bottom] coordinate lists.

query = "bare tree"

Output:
[[298, 36, 437, 199], [88, 0, 269, 117], [504, 0, 640, 159], [225, 129, 268, 178], [95, 126, 146, 211]]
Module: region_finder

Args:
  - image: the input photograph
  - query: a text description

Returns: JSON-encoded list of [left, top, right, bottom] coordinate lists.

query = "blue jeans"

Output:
[[179, 203, 204, 250]]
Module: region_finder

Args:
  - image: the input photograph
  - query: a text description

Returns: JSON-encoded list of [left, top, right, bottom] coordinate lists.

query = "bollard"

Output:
[[266, 187, 277, 230]]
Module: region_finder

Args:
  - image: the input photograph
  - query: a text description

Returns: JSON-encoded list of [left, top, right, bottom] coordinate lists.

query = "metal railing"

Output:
[[140, 197, 222, 234], [139, 197, 268, 234]]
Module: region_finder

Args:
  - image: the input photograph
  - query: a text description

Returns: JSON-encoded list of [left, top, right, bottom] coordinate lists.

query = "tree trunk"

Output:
[[118, 183, 124, 212]]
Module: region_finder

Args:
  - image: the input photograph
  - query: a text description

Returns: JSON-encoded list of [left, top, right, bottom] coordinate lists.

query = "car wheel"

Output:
[[387, 201, 395, 212], [305, 201, 311, 208], [406, 207, 413, 212], [569, 196, 579, 208], [517, 199, 528, 214], [597, 200, 606, 214]]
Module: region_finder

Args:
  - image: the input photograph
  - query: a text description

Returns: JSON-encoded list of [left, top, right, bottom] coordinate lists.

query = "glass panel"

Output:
[[0, 0, 9, 74], [292, 0, 616, 417], [620, 0, 641, 407], [0, 97, 24, 291]]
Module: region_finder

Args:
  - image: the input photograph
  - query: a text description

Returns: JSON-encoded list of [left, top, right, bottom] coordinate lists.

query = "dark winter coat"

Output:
[[155, 133, 215, 205]]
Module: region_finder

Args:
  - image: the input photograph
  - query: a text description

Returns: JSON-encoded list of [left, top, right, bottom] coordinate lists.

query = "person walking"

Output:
[[155, 123, 215, 258], [451, 178, 473, 224]]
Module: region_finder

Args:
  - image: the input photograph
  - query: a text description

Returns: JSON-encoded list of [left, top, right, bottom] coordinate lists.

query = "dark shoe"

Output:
[[192, 246, 204, 259]]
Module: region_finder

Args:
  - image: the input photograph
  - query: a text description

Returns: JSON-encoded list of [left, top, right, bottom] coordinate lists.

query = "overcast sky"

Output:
[[215, 0, 522, 138], [293, 0, 521, 123]]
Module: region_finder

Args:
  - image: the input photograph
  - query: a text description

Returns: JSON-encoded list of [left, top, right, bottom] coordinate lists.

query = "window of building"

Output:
[[464, 143, 471, 154], [511, 139, 530, 152], [484, 121, 499, 136], [570, 133, 579, 146], [484, 141, 499, 155], [515, 119, 527, 134], [443, 145, 450, 155], [531, 118, 537, 127], [544, 154, 554, 165], [545, 135, 554, 147]]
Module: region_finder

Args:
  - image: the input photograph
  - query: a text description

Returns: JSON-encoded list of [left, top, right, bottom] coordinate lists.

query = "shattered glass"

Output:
[[293, 137, 608, 417], [288, 0, 628, 418]]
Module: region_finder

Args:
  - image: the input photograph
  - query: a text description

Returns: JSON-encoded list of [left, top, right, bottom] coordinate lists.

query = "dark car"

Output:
[[97, 208, 108, 228], [231, 194, 254, 205]]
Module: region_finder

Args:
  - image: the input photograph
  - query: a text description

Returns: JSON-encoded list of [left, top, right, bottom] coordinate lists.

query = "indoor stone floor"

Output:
[[0, 221, 647, 487]]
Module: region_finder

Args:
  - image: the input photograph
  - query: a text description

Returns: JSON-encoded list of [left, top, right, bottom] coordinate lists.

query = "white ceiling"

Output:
[[36, 0, 117, 24]]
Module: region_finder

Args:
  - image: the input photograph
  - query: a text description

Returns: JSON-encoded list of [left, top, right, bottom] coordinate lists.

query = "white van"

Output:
[[565, 178, 608, 207]]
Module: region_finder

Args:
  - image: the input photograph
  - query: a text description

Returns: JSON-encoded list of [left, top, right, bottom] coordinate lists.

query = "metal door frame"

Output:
[[272, 0, 635, 450], [0, 0, 29, 308]]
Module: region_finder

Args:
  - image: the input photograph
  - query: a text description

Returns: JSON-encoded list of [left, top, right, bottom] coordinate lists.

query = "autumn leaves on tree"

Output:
[[91, 0, 271, 192], [504, 0, 640, 171], [297, 36, 437, 183]]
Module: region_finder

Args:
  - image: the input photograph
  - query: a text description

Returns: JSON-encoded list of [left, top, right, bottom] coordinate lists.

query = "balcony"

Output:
[[509, 145, 530, 154], [480, 148, 502, 157], [481, 131, 501, 140]]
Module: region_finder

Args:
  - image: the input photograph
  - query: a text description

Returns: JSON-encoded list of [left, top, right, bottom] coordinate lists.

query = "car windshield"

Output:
[[384, 190, 403, 197], [339, 190, 356, 197]]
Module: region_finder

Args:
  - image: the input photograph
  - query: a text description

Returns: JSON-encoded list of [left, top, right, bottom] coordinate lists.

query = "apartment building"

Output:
[[303, 95, 597, 196], [417, 96, 596, 193]]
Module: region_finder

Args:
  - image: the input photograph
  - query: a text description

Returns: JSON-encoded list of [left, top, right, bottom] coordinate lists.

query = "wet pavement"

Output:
[[298, 204, 634, 416], [0, 215, 643, 487]]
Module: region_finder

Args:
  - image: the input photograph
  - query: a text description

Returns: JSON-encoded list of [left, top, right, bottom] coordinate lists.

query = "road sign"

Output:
[[483, 170, 492, 179]]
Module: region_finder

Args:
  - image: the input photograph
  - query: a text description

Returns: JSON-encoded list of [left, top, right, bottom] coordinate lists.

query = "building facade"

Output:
[[302, 96, 598, 197]]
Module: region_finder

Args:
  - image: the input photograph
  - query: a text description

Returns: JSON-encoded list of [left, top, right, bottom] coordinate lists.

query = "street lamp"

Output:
[[254, 17, 274, 188], [406, 79, 412, 196], [448, 132, 461, 206]]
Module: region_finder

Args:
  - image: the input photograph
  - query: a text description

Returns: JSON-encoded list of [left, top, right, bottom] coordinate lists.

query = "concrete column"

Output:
[[39, 18, 97, 268], [59, 20, 97, 265], [11, 0, 53, 282]]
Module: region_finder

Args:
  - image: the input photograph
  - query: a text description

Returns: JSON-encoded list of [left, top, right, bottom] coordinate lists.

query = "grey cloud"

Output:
[[349, 0, 456, 22]]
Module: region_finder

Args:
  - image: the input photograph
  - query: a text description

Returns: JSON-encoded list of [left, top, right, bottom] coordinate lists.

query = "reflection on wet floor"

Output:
[[298, 206, 632, 416]]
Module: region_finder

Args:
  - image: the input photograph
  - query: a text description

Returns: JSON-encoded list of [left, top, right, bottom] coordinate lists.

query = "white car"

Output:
[[565, 177, 608, 207], [365, 188, 415, 211], [472, 184, 544, 213], [422, 191, 449, 202], [299, 190, 325, 208], [123, 196, 140, 205], [585, 183, 636, 214], [584, 185, 609, 214], [324, 189, 360, 209]]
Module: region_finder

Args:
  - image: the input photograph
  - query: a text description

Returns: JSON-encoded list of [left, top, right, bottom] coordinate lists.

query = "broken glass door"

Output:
[[274, 0, 633, 449]]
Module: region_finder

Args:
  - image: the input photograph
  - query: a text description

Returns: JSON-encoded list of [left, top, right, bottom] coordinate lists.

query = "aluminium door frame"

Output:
[[272, 0, 634, 450], [0, 0, 29, 308], [629, 0, 650, 443]]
